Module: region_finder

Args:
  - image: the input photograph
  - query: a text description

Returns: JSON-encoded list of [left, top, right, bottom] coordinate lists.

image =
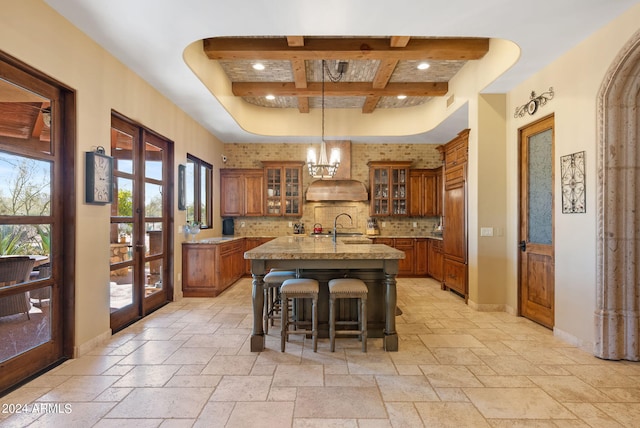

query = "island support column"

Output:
[[250, 260, 267, 351], [384, 261, 399, 351]]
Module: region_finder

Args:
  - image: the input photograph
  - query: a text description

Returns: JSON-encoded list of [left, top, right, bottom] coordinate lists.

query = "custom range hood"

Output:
[[305, 179, 368, 202], [304, 140, 368, 202]]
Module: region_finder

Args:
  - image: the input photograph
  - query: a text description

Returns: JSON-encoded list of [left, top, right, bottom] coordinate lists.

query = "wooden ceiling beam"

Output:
[[362, 96, 381, 114], [287, 36, 309, 111], [232, 81, 448, 97], [204, 37, 489, 61]]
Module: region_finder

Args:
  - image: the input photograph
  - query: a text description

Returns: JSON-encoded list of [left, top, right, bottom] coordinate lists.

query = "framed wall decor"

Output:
[[560, 151, 586, 213], [85, 146, 114, 204], [178, 163, 186, 211]]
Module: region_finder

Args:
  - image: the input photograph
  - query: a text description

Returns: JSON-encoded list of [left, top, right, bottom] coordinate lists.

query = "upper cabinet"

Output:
[[262, 161, 304, 217], [409, 167, 442, 217], [220, 169, 264, 217], [368, 161, 412, 217]]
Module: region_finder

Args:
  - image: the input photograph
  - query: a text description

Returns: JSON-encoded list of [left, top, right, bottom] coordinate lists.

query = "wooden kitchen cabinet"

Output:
[[262, 161, 304, 217], [374, 237, 418, 277], [409, 168, 442, 217], [182, 239, 245, 297], [438, 129, 469, 300], [220, 169, 264, 217], [415, 238, 429, 276], [368, 161, 412, 216], [427, 239, 443, 282]]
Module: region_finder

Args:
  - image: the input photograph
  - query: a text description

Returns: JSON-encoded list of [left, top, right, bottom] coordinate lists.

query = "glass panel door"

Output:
[[0, 60, 67, 393], [110, 117, 172, 331]]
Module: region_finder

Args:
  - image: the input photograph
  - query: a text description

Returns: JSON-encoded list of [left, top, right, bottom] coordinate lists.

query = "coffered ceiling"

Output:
[[207, 36, 489, 113], [38, 1, 640, 143]]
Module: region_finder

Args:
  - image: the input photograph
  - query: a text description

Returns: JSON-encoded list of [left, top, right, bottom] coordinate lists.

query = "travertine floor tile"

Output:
[[7, 278, 640, 427]]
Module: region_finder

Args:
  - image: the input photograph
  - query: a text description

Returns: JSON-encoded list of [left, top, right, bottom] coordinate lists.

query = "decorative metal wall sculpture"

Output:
[[514, 87, 554, 118], [560, 150, 586, 213]]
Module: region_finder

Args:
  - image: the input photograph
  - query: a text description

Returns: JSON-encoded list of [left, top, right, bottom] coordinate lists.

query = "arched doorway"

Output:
[[595, 29, 640, 361]]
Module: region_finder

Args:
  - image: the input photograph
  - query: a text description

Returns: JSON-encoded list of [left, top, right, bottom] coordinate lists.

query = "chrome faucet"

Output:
[[333, 213, 353, 243]]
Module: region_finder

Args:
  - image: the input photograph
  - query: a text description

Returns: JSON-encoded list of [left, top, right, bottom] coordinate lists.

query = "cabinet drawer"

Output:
[[394, 238, 414, 248], [443, 258, 467, 294], [219, 240, 244, 255]]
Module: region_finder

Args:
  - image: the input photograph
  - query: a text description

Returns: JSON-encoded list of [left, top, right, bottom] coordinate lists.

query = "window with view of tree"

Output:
[[186, 154, 212, 228]]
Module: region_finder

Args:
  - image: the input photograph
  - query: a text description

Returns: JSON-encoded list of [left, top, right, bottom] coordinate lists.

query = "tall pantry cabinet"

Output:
[[438, 129, 469, 301]]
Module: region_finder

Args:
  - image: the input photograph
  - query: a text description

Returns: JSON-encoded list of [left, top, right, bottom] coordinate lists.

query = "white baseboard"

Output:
[[554, 327, 595, 353], [467, 299, 516, 315]]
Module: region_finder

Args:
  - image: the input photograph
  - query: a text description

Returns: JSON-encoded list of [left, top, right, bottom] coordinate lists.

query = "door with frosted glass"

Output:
[[519, 115, 555, 328], [110, 116, 172, 332]]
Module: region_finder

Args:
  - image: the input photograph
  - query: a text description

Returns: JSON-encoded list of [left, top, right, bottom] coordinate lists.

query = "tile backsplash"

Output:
[[221, 141, 443, 237]]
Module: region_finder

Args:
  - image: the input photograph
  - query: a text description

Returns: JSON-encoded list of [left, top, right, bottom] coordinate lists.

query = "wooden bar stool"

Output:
[[280, 278, 319, 352], [262, 269, 296, 334], [328, 278, 368, 352]]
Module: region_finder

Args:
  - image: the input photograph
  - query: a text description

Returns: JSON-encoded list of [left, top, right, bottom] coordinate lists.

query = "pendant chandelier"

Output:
[[307, 60, 346, 179]]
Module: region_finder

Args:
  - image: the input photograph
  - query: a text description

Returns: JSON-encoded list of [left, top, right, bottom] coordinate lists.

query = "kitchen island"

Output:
[[244, 236, 405, 352]]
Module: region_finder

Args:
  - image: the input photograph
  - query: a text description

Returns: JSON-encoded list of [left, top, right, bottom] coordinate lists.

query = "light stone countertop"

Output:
[[244, 236, 405, 260]]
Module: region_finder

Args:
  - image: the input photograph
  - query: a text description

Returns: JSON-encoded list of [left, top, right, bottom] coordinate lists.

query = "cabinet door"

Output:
[[220, 172, 243, 217], [427, 239, 443, 282], [409, 170, 423, 216], [415, 238, 428, 276], [244, 173, 264, 216], [370, 167, 390, 215], [395, 238, 415, 276], [443, 179, 466, 263], [263, 162, 303, 217]]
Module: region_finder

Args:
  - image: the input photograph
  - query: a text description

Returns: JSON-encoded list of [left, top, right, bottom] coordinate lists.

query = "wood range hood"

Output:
[[305, 179, 368, 202]]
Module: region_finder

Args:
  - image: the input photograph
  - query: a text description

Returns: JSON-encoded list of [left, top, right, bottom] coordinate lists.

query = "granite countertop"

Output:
[[244, 236, 405, 260]]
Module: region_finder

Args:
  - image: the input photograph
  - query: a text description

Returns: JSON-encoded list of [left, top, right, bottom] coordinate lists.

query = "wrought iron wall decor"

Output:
[[560, 150, 586, 213], [514, 87, 554, 118]]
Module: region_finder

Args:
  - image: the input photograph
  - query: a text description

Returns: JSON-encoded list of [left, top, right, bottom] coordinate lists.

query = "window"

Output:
[[186, 154, 213, 228]]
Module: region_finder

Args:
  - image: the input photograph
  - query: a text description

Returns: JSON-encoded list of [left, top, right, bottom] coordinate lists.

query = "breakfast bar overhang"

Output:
[[244, 236, 405, 352]]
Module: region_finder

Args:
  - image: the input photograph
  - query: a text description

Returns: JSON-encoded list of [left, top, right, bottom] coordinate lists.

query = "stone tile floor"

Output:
[[2, 277, 640, 427]]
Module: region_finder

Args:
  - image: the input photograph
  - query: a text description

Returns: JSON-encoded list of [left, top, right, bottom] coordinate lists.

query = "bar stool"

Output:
[[280, 278, 319, 352], [262, 269, 296, 334], [328, 278, 368, 352]]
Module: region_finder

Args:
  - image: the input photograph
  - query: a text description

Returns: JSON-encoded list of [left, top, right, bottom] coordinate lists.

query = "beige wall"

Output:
[[1, 0, 224, 354]]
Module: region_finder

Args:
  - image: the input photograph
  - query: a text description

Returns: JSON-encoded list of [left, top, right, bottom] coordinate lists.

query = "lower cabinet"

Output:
[[374, 237, 441, 278], [442, 258, 467, 296], [182, 239, 245, 297], [244, 237, 273, 274], [427, 239, 443, 282]]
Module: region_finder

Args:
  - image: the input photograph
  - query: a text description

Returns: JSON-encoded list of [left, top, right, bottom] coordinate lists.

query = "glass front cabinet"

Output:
[[368, 161, 412, 216], [262, 161, 304, 216]]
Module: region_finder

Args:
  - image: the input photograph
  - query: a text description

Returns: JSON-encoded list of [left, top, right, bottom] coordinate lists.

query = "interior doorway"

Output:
[[518, 115, 555, 329]]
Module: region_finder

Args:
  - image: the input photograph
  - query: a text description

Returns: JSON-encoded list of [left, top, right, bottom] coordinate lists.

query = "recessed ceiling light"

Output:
[[397, 94, 407, 100], [265, 94, 275, 100], [417, 62, 430, 70], [253, 63, 265, 70]]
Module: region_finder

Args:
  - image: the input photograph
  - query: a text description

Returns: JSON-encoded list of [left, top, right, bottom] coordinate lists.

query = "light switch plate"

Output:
[[480, 227, 494, 237]]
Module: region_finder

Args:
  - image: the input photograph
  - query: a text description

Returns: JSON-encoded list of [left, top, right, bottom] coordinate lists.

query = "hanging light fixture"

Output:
[[307, 60, 346, 179]]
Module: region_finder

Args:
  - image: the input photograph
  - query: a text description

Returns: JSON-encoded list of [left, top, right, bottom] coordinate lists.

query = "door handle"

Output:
[[518, 240, 527, 252]]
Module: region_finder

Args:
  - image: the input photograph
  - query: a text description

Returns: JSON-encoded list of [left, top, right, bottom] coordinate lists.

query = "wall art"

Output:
[[560, 150, 586, 213]]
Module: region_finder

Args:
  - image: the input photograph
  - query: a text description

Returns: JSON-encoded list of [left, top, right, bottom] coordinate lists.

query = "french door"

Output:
[[519, 115, 555, 328], [0, 55, 73, 394], [109, 115, 173, 332]]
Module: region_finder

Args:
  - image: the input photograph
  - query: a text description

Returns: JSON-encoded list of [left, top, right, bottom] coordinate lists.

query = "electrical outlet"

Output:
[[240, 221, 245, 228], [412, 222, 417, 227], [381, 222, 386, 228], [288, 222, 293, 227]]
